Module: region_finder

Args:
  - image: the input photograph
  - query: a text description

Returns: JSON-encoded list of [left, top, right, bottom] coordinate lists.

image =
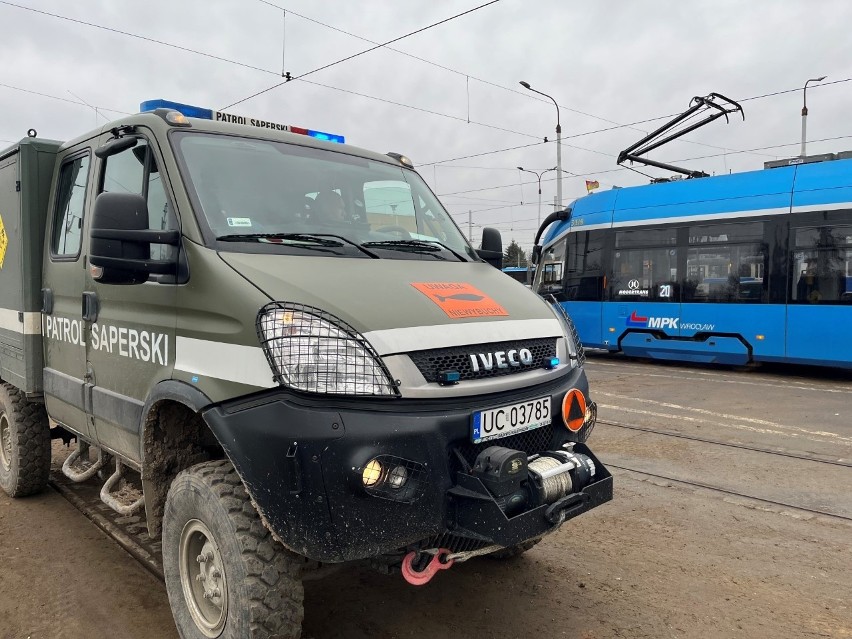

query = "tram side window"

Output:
[[537, 239, 566, 295], [610, 228, 677, 302], [563, 230, 605, 300], [683, 222, 767, 303], [791, 224, 852, 304]]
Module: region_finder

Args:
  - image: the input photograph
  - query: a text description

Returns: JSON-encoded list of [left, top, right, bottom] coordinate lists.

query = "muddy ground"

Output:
[[1, 358, 850, 638]]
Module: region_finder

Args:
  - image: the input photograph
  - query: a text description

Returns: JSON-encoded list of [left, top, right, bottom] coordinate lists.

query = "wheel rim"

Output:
[[0, 411, 11, 472], [179, 519, 229, 637]]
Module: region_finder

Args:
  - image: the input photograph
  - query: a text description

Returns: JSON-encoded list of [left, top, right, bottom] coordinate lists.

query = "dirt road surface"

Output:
[[1, 358, 850, 638]]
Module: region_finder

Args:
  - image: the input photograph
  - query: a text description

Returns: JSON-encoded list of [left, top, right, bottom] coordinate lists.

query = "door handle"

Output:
[[82, 291, 99, 323], [42, 288, 53, 314]]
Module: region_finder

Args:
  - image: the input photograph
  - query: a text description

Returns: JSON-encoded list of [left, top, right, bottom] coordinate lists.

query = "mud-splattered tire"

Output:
[[487, 538, 541, 560], [0, 382, 51, 498], [162, 459, 304, 639]]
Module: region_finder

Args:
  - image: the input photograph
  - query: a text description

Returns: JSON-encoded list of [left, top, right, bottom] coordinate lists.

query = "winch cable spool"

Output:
[[528, 455, 573, 503]]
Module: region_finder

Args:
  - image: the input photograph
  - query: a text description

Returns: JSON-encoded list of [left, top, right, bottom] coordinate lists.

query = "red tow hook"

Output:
[[401, 549, 454, 586]]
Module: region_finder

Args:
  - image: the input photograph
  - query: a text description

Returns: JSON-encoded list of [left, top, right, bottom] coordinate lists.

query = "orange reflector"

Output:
[[562, 389, 588, 432]]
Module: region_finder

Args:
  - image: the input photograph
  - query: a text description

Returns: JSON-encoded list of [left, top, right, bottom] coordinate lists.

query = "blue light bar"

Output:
[[140, 99, 213, 119], [139, 99, 345, 143], [545, 357, 560, 370], [307, 129, 345, 144]]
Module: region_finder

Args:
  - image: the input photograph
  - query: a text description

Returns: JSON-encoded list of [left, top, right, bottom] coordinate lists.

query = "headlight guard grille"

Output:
[[256, 301, 399, 397]]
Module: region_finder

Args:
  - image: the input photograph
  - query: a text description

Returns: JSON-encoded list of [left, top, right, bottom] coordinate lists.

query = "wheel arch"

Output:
[[140, 380, 225, 538]]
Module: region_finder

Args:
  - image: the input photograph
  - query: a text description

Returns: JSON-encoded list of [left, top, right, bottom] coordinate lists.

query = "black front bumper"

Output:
[[202, 367, 612, 563]]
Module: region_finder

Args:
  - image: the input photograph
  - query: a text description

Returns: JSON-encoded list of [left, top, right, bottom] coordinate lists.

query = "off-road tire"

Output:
[[487, 538, 541, 560], [0, 382, 51, 497], [162, 459, 304, 639]]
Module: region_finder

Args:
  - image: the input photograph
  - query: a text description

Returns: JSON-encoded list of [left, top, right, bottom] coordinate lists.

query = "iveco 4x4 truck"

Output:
[[0, 100, 611, 639]]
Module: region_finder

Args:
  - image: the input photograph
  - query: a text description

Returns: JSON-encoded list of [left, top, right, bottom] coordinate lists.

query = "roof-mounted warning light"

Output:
[[138, 99, 345, 143], [387, 152, 414, 168]]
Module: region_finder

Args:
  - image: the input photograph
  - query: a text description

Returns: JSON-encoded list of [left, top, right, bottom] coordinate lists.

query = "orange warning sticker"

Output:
[[411, 282, 508, 319], [562, 389, 588, 432]]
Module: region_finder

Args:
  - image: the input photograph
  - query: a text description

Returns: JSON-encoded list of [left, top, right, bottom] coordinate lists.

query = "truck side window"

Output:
[[101, 141, 178, 261], [51, 154, 90, 257]]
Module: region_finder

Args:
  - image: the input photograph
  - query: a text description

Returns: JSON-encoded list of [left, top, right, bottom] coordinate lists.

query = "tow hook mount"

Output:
[[401, 549, 454, 586]]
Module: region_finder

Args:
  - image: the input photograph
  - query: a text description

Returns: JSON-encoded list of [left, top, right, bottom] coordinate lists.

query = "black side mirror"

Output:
[[476, 227, 503, 269], [89, 192, 180, 285], [94, 136, 137, 159]]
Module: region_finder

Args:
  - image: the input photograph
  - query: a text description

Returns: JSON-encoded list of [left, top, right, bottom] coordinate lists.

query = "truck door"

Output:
[[41, 148, 96, 440], [83, 134, 178, 462]]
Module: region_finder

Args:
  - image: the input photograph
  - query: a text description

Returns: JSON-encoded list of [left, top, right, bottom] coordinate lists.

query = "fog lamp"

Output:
[[362, 459, 383, 487], [387, 465, 409, 489]]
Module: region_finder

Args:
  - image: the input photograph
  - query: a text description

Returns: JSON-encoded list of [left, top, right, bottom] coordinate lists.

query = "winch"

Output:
[[471, 445, 596, 517]]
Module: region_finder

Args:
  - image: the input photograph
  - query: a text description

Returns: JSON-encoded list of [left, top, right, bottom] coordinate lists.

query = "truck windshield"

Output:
[[173, 132, 476, 260]]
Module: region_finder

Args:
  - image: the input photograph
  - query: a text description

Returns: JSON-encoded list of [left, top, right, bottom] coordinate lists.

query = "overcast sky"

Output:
[[2, 0, 851, 252]]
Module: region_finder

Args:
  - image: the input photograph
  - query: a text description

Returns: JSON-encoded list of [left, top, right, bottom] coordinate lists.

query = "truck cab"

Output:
[[0, 101, 611, 639]]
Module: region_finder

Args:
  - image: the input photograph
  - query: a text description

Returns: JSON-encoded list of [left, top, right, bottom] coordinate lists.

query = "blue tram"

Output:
[[534, 154, 852, 368]]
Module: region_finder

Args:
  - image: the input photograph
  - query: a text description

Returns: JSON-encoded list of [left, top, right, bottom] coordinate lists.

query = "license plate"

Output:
[[471, 397, 551, 444]]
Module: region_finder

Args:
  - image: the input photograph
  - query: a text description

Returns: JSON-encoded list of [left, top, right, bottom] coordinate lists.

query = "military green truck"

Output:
[[0, 100, 611, 639]]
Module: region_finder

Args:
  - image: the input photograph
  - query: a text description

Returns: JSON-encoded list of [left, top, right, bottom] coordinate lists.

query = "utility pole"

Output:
[[468, 210, 472, 243], [519, 81, 563, 208], [801, 76, 826, 157], [518, 166, 556, 231]]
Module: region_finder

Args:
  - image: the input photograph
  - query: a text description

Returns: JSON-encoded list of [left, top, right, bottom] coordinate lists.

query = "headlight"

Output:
[[256, 302, 398, 396], [546, 297, 585, 366]]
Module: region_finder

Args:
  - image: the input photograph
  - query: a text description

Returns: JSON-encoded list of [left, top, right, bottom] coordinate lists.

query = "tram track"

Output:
[[595, 417, 852, 523], [597, 418, 852, 468], [608, 464, 852, 523]]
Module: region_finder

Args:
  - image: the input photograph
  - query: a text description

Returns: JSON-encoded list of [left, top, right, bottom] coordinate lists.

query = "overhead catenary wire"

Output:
[[7, 0, 849, 168], [0, 81, 132, 116], [0, 2, 571, 147], [8, 4, 849, 248], [435, 133, 852, 199], [0, 0, 275, 75], [251, 0, 648, 125], [250, 0, 777, 162], [220, 0, 505, 110], [6, 2, 852, 237], [443, 131, 852, 232], [420, 78, 852, 166]]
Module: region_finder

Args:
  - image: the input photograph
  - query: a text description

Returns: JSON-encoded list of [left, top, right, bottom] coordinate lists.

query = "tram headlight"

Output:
[[257, 303, 398, 396]]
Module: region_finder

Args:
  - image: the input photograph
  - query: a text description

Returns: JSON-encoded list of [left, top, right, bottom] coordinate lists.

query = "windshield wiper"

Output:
[[361, 239, 468, 261], [360, 240, 448, 260], [216, 233, 345, 247]]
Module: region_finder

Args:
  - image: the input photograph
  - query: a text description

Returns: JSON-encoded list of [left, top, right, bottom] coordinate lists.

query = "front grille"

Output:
[[409, 338, 557, 383], [454, 423, 557, 470]]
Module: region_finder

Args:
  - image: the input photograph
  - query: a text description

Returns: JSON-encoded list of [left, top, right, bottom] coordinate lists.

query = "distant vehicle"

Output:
[[502, 265, 530, 285], [534, 152, 852, 368]]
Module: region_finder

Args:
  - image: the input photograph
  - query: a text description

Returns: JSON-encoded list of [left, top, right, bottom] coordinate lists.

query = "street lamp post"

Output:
[[801, 76, 826, 157], [520, 81, 562, 209], [517, 166, 556, 230]]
